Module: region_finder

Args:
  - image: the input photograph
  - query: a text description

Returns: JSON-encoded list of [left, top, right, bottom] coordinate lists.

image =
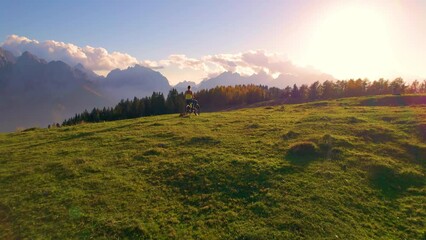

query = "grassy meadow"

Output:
[[0, 95, 425, 239]]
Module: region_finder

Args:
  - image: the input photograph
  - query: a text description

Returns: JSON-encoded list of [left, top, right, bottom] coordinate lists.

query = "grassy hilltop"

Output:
[[0, 95, 425, 239]]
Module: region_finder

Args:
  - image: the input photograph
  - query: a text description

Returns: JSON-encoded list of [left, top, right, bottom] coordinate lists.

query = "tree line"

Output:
[[62, 78, 426, 126]]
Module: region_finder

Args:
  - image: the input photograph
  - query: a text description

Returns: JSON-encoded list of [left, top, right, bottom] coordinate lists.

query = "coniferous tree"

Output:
[[308, 81, 321, 101], [290, 84, 300, 102]]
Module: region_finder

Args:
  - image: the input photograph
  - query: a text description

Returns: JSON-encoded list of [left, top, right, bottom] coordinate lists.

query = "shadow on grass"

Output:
[[403, 143, 426, 166], [45, 162, 78, 180], [88, 221, 147, 240], [417, 124, 426, 141], [188, 136, 220, 145], [27, 122, 140, 148], [356, 128, 394, 143], [148, 160, 295, 211], [368, 164, 424, 199], [359, 95, 426, 106], [282, 130, 299, 140], [0, 203, 17, 240], [285, 135, 347, 167]]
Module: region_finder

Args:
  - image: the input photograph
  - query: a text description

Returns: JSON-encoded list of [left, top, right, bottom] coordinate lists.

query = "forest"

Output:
[[61, 78, 426, 126]]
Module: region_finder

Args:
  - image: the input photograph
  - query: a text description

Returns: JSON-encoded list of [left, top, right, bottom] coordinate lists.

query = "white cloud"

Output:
[[145, 50, 294, 79], [162, 49, 327, 80], [1, 35, 140, 74], [1, 35, 332, 83]]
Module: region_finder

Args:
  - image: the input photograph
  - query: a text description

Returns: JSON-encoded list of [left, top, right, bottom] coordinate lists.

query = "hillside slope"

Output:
[[0, 95, 425, 239]]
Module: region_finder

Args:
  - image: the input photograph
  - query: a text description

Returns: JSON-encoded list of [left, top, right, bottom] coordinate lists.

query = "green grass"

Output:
[[0, 95, 425, 239]]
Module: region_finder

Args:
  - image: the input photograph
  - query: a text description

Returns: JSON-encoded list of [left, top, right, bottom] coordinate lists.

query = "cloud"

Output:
[[1, 35, 332, 83], [1, 35, 140, 74], [162, 50, 326, 79], [138, 50, 300, 78]]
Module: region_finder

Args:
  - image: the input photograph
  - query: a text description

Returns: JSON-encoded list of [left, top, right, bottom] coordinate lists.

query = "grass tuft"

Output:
[[189, 136, 220, 145], [286, 142, 319, 165], [282, 130, 299, 140], [356, 128, 394, 143]]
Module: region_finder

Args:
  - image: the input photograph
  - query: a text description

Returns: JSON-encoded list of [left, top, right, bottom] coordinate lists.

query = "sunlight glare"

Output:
[[305, 4, 396, 79]]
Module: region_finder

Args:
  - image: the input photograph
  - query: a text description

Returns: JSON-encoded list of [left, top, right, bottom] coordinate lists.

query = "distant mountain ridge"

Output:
[[195, 69, 334, 90], [174, 80, 198, 92], [0, 49, 108, 132], [0, 48, 172, 132], [103, 64, 171, 101], [0, 47, 16, 67]]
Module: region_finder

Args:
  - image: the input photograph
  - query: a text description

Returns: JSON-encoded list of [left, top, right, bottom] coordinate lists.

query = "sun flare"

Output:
[[305, 4, 396, 79]]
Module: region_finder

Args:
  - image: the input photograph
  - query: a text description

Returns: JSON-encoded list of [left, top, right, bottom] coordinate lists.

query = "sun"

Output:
[[305, 4, 396, 79]]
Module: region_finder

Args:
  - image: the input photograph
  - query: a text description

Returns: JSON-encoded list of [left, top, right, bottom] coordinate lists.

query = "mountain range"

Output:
[[0, 48, 170, 132], [0, 48, 334, 131]]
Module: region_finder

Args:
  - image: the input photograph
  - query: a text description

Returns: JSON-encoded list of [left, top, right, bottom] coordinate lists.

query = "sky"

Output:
[[1, 0, 425, 85]]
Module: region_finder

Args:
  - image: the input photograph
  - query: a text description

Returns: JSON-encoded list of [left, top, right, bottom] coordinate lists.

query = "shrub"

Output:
[[286, 142, 319, 165]]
